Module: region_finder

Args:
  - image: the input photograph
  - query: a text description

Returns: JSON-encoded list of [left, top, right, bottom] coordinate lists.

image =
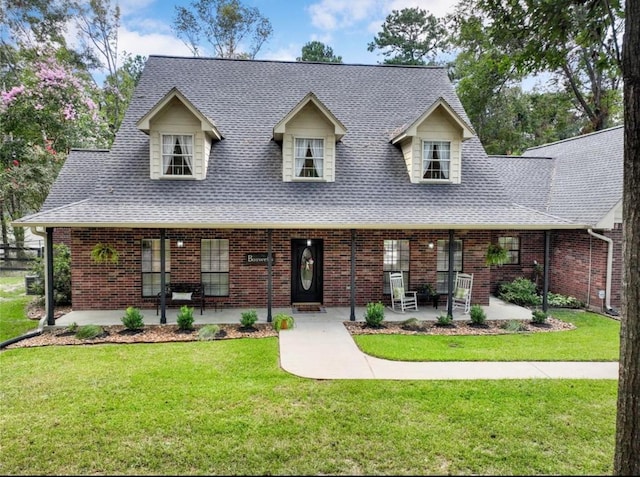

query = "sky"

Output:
[[111, 0, 460, 67]]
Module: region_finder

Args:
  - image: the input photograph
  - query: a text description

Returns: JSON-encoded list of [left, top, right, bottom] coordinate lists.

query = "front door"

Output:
[[291, 239, 323, 304]]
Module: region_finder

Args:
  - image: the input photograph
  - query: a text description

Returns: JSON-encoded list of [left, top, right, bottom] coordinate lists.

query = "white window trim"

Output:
[[160, 133, 195, 179], [292, 136, 326, 181], [421, 140, 452, 183]]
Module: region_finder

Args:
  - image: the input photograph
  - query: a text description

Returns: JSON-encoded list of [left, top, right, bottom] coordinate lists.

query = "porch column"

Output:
[[45, 227, 55, 326], [267, 229, 273, 323], [543, 230, 550, 312], [350, 229, 356, 321], [446, 229, 455, 317], [160, 228, 167, 324]]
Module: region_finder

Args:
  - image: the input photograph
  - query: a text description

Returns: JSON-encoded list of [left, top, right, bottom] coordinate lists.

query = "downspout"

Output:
[[587, 228, 616, 314]]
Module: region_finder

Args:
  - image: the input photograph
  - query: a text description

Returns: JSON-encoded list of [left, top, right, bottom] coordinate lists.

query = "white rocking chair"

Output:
[[389, 272, 418, 313], [451, 272, 473, 314]]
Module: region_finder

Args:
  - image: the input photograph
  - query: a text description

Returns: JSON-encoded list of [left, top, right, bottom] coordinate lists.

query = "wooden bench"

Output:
[[156, 283, 204, 315]]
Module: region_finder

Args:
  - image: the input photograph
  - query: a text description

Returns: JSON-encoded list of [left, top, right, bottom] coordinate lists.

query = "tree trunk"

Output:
[[614, 0, 640, 473]]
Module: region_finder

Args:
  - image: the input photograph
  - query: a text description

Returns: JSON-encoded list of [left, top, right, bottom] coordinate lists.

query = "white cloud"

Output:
[[261, 44, 300, 62], [307, 0, 377, 31], [118, 27, 193, 60]]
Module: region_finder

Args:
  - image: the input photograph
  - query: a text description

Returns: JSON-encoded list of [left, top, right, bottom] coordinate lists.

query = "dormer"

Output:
[[274, 92, 346, 182], [391, 97, 475, 184], [136, 87, 223, 180]]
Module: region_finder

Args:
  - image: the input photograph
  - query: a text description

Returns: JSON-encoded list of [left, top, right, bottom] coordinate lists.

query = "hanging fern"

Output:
[[485, 243, 508, 266], [91, 243, 120, 265]]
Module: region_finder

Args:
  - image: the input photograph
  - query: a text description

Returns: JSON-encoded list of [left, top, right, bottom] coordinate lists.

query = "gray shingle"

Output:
[[17, 56, 575, 229]]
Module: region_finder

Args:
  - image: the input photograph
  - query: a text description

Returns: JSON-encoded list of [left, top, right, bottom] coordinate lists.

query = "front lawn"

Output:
[[352, 309, 620, 361], [0, 274, 37, 341]]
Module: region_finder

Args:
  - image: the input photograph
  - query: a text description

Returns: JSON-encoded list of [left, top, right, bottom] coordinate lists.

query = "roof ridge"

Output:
[[525, 125, 623, 151]]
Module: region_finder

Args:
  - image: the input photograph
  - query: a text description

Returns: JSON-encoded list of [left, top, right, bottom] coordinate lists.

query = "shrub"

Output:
[[30, 243, 72, 305], [67, 322, 78, 333], [75, 324, 104, 340], [498, 277, 542, 307], [364, 301, 385, 327], [436, 314, 453, 326], [198, 324, 220, 341], [273, 313, 294, 331], [176, 305, 195, 331], [121, 306, 144, 330], [501, 320, 527, 332], [531, 309, 548, 324], [547, 292, 584, 308], [401, 317, 424, 331], [469, 304, 487, 325], [240, 309, 258, 328]]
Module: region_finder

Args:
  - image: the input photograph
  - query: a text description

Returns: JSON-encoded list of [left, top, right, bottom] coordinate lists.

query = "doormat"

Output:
[[293, 305, 326, 313]]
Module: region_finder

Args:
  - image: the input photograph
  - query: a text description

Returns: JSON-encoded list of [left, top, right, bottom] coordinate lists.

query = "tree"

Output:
[[101, 53, 146, 134], [458, 0, 624, 132], [296, 41, 342, 63], [173, 0, 273, 59], [614, 0, 640, 473], [367, 7, 447, 65]]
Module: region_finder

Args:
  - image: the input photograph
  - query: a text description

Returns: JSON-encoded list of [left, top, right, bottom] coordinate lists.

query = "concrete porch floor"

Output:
[[52, 296, 533, 328]]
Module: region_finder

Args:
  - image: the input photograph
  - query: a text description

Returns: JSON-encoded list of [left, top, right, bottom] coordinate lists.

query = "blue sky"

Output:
[[111, 0, 460, 66]]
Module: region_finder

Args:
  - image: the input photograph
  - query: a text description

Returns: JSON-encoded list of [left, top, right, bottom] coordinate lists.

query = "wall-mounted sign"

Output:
[[245, 253, 275, 265]]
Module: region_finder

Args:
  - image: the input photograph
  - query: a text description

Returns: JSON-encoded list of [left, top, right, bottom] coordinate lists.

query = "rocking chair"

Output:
[[389, 272, 418, 313], [450, 272, 473, 314]]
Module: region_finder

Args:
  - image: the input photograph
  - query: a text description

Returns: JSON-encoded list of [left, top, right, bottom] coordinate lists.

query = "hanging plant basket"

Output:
[[485, 243, 508, 266], [91, 243, 120, 265]]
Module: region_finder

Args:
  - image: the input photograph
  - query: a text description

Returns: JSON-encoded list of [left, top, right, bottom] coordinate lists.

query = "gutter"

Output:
[[587, 228, 618, 315]]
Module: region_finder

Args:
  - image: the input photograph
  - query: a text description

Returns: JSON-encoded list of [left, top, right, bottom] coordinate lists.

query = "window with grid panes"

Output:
[[383, 239, 410, 294], [498, 236, 520, 264], [141, 239, 170, 297], [436, 239, 462, 293], [201, 239, 229, 296]]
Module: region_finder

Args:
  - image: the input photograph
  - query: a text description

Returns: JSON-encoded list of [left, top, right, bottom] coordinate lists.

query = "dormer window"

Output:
[[162, 134, 193, 176], [423, 141, 450, 180], [295, 138, 324, 178]]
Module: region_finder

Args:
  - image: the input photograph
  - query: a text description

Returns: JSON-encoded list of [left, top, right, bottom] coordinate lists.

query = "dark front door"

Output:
[[291, 239, 323, 304]]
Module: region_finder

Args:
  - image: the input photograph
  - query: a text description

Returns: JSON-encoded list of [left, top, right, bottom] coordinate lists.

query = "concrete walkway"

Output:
[[43, 298, 619, 380]]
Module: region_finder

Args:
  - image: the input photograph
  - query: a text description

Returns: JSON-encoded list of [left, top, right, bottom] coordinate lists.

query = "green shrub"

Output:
[[531, 309, 548, 324], [273, 313, 294, 331], [198, 324, 220, 341], [364, 301, 385, 327], [401, 317, 424, 331], [547, 292, 584, 308], [121, 306, 144, 330], [469, 304, 487, 325], [501, 320, 527, 332], [75, 324, 104, 340], [30, 243, 72, 305], [67, 322, 78, 333], [498, 277, 542, 307], [177, 305, 195, 331], [436, 314, 453, 326], [240, 309, 258, 328]]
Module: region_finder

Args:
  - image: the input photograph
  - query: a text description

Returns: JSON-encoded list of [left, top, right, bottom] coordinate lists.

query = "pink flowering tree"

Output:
[[0, 52, 110, 246]]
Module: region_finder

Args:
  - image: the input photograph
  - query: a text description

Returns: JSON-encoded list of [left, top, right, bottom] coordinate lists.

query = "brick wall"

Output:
[[68, 227, 493, 310]]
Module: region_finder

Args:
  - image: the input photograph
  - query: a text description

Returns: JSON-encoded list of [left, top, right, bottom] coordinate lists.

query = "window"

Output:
[[423, 141, 451, 180], [201, 239, 229, 296], [383, 239, 410, 294], [436, 239, 462, 293], [498, 236, 520, 264], [295, 138, 324, 178], [141, 239, 170, 297], [162, 134, 193, 176]]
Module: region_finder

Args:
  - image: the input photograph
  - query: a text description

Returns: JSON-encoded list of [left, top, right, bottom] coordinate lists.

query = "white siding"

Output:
[[148, 99, 208, 180], [414, 107, 463, 184], [282, 103, 336, 182]]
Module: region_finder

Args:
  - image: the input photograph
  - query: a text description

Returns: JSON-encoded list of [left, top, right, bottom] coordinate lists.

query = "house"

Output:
[[15, 56, 586, 324], [488, 126, 624, 314]]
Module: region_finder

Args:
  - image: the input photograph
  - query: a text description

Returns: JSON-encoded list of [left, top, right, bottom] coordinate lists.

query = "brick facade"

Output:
[[63, 226, 622, 312]]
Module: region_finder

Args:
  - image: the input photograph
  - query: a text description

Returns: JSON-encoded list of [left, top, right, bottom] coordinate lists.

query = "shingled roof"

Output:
[[16, 56, 575, 230], [489, 126, 623, 227]]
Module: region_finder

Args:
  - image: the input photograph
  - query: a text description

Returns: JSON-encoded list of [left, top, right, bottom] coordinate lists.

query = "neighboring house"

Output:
[[488, 126, 624, 314], [15, 56, 588, 323]]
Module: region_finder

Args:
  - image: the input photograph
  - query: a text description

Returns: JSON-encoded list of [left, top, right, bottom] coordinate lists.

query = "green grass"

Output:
[[0, 340, 617, 475], [353, 309, 620, 361], [0, 274, 38, 341]]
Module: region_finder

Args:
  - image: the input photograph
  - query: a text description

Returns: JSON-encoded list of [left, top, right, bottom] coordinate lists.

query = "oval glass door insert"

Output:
[[300, 247, 314, 290]]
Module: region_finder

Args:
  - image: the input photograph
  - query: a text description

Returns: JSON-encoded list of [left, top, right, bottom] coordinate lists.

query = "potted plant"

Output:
[[485, 243, 508, 266], [273, 313, 294, 331], [90, 242, 120, 265]]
